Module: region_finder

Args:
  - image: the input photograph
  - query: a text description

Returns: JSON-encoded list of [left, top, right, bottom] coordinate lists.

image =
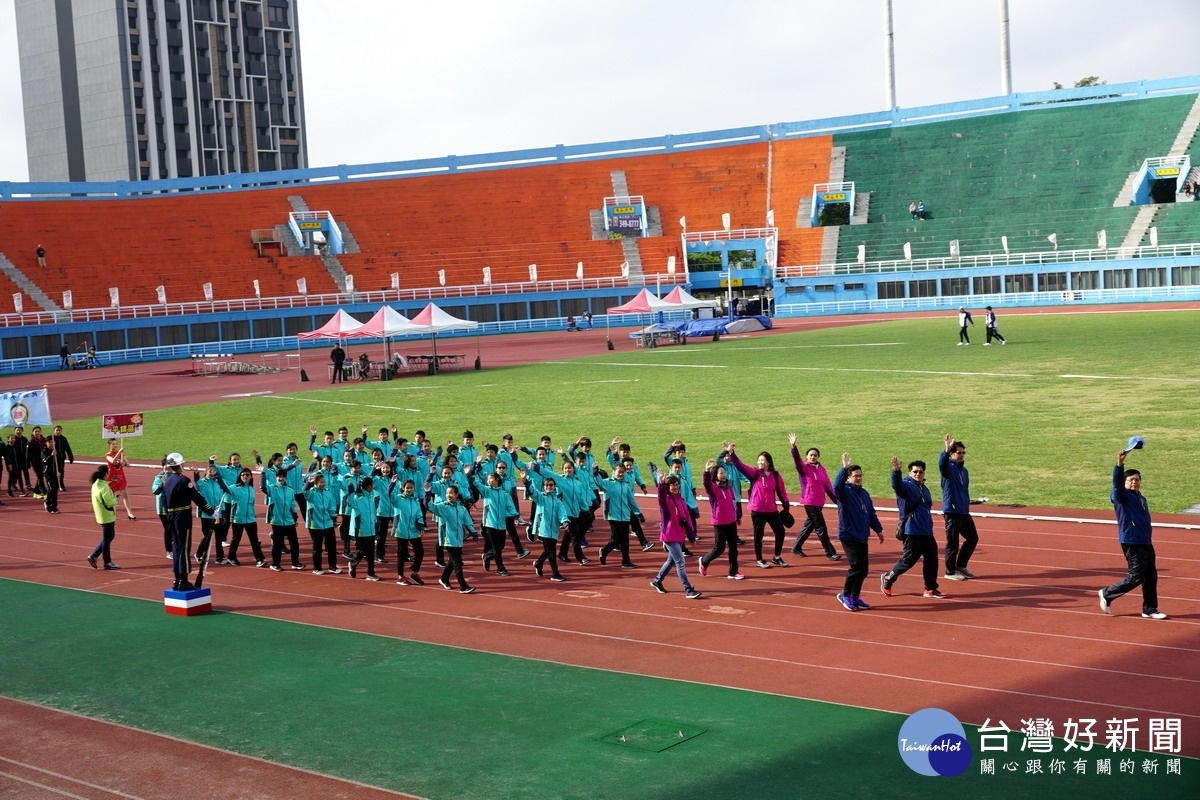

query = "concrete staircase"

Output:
[[0, 253, 62, 312], [1120, 204, 1159, 250], [321, 254, 352, 293]]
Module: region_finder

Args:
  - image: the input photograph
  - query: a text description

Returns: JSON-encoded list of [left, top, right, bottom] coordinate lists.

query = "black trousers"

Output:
[[534, 536, 561, 577], [842, 539, 869, 596], [794, 505, 836, 556], [702, 522, 740, 576], [375, 516, 392, 559], [986, 325, 1005, 344], [885, 535, 939, 591], [600, 520, 632, 566], [943, 513, 978, 573], [482, 526, 507, 571], [750, 510, 786, 561], [91, 522, 116, 564], [440, 546, 468, 588], [349, 535, 377, 576], [271, 524, 302, 567], [309, 527, 338, 570], [230, 522, 265, 563], [558, 517, 586, 561], [1102, 543, 1158, 613], [395, 537, 424, 577], [196, 517, 226, 561]]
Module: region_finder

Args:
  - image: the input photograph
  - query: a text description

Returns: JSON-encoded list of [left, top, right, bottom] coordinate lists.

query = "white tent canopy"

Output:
[[409, 302, 480, 333], [662, 286, 719, 309]]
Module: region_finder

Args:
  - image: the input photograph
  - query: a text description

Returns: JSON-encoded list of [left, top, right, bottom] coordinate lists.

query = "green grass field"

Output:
[[64, 309, 1200, 512]]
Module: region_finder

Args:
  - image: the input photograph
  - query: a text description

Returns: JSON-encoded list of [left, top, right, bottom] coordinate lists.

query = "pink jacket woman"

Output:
[[657, 481, 696, 542], [792, 446, 836, 508], [728, 451, 790, 512]]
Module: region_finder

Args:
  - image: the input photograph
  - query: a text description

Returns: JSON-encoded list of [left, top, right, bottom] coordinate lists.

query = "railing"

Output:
[[775, 285, 1200, 317], [777, 242, 1200, 279], [0, 274, 688, 328], [0, 312, 697, 376]]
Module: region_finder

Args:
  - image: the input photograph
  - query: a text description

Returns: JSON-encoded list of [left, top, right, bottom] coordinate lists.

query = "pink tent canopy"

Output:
[[409, 302, 479, 333], [351, 306, 420, 338], [296, 309, 363, 341], [606, 289, 673, 314]]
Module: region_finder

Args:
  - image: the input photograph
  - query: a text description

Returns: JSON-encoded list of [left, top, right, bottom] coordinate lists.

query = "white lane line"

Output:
[[261, 397, 422, 412], [220, 391, 275, 398], [1061, 374, 1200, 383], [0, 755, 149, 799], [765, 366, 1034, 378]]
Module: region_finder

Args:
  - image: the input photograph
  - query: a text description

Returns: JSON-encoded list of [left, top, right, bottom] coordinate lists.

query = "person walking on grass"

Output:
[[881, 457, 944, 599], [651, 473, 701, 598], [725, 442, 791, 569], [940, 434, 979, 581], [1099, 447, 1166, 620], [698, 459, 742, 580], [983, 306, 1006, 346], [832, 454, 884, 611], [429, 485, 477, 593], [789, 434, 841, 561], [87, 465, 121, 570], [957, 307, 973, 345]]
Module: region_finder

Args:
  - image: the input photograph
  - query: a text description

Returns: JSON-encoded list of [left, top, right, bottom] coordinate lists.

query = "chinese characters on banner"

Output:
[[102, 412, 145, 439], [976, 717, 1184, 778]]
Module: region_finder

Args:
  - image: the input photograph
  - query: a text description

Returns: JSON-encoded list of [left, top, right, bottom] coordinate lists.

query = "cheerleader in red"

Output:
[[105, 439, 136, 519]]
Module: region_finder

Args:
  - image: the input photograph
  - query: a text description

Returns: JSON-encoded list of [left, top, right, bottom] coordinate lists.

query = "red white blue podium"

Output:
[[163, 587, 212, 616]]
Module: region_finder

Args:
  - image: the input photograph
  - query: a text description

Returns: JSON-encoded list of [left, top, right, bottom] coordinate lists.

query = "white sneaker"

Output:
[[944, 572, 966, 581], [1141, 610, 1168, 620], [957, 342, 964, 346], [1098, 589, 1110, 614], [983, 343, 991, 346], [1000, 340, 1007, 345]]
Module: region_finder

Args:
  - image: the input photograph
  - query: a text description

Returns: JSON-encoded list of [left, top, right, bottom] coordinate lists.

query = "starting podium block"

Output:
[[163, 587, 213, 616]]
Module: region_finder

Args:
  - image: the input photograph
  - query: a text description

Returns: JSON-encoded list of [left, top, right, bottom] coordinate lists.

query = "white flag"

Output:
[[1047, 233, 1058, 250], [679, 216, 686, 230], [12, 293, 22, 313], [202, 282, 213, 301], [296, 277, 307, 295], [1001, 235, 1010, 254], [1149, 226, 1159, 247], [903, 242, 912, 260], [576, 262, 583, 280], [438, 269, 446, 286], [109, 287, 120, 307], [156, 285, 167, 304], [766, 209, 775, 227], [528, 264, 537, 282], [390, 272, 400, 290], [857, 244, 866, 264], [345, 274, 355, 294], [1097, 230, 1107, 250], [722, 212, 731, 231], [253, 279, 261, 298], [667, 256, 677, 275], [620, 261, 630, 278], [949, 240, 960, 258], [62, 290, 73, 309], [482, 266, 492, 285]]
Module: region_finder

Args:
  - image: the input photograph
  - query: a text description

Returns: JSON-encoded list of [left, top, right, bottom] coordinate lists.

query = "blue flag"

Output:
[[0, 390, 53, 426]]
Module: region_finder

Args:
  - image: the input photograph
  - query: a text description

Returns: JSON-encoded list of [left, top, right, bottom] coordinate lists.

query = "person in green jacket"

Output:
[[226, 468, 266, 567], [304, 471, 341, 575], [526, 474, 570, 581], [391, 478, 426, 585], [87, 465, 120, 570], [429, 485, 476, 593], [345, 476, 381, 581]]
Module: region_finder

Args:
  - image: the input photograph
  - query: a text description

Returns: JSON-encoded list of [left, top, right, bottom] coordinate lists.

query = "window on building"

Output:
[[1171, 265, 1200, 285], [909, 279, 937, 298], [973, 275, 1000, 294], [1072, 271, 1099, 290], [1004, 273, 1033, 293], [878, 281, 906, 299], [941, 277, 969, 296], [1038, 272, 1067, 292], [1137, 267, 1166, 288], [1103, 269, 1132, 289]]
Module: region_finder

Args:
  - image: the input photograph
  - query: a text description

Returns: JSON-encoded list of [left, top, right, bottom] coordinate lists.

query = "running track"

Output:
[[2, 310, 1198, 798]]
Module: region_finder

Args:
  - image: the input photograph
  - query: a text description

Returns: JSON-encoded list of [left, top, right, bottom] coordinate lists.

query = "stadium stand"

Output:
[[831, 94, 1198, 263]]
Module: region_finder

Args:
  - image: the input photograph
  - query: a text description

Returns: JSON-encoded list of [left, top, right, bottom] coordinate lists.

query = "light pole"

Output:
[[720, 270, 734, 320]]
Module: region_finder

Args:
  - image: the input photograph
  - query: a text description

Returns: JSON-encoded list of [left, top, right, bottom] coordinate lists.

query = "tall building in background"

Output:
[[15, 0, 307, 182]]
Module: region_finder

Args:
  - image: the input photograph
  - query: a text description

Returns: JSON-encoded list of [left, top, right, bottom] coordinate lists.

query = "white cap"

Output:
[[165, 452, 185, 466]]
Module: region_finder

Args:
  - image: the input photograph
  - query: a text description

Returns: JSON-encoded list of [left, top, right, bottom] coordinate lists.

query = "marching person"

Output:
[[158, 453, 216, 591], [698, 458, 742, 580], [832, 453, 884, 611], [940, 435, 979, 581], [789, 434, 841, 560], [881, 457, 943, 599], [87, 465, 120, 570], [1099, 448, 1166, 619], [725, 442, 791, 569], [51, 426, 74, 490], [429, 485, 477, 593], [651, 473, 701, 598]]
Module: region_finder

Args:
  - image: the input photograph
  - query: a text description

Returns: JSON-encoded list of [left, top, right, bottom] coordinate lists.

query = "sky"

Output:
[[0, 0, 1198, 183]]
